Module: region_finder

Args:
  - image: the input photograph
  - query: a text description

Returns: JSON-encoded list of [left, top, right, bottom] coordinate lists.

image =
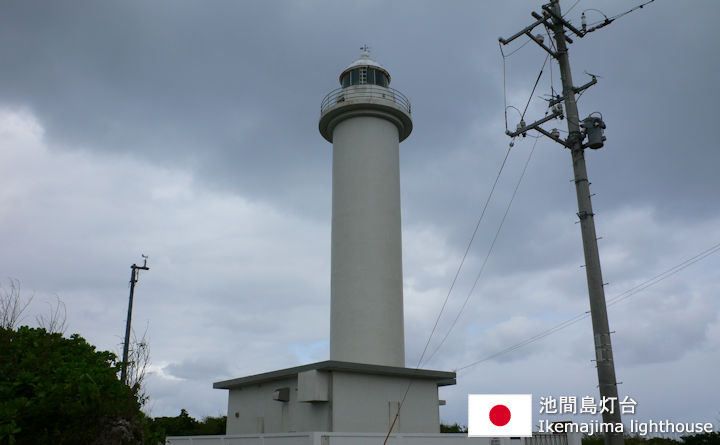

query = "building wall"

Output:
[[330, 114, 406, 367], [168, 432, 584, 445], [331, 372, 440, 433], [226, 376, 331, 434], [224, 370, 443, 434]]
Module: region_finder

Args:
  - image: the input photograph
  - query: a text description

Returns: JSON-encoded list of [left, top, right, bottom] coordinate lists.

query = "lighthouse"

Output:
[[213, 49, 455, 436], [319, 47, 412, 367]]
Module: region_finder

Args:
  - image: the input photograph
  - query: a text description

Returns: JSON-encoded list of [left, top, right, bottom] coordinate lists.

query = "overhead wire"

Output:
[[500, 42, 509, 132], [419, 33, 558, 366], [501, 39, 548, 128], [522, 54, 550, 120], [424, 136, 539, 365], [606, 242, 720, 308], [455, 240, 720, 373], [607, 0, 656, 22], [563, 0, 582, 18], [387, 19, 550, 440], [410, 144, 514, 371], [583, 0, 656, 33], [504, 39, 532, 58], [546, 24, 558, 98], [384, 141, 517, 443], [422, 49, 551, 365]]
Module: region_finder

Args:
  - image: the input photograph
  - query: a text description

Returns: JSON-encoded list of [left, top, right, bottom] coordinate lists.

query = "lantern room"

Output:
[[339, 47, 391, 88]]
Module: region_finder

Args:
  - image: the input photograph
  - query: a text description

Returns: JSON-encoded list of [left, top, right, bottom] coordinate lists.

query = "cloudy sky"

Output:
[[2, 0, 719, 431]]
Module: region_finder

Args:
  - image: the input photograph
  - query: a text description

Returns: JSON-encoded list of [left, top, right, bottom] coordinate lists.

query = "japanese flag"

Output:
[[468, 394, 533, 437]]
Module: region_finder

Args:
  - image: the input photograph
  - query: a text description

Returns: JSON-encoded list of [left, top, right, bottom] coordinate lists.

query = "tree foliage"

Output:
[[441, 422, 468, 433], [0, 326, 143, 444], [145, 410, 226, 442]]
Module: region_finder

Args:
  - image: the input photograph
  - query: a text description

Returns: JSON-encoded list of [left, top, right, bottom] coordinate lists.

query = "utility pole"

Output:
[[121, 255, 150, 386], [501, 2, 623, 445]]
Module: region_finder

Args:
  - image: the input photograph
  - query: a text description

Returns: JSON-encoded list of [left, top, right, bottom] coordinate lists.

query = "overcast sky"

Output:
[[2, 0, 719, 431]]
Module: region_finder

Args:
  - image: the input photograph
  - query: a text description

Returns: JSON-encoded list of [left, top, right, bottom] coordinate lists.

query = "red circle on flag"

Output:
[[489, 404, 511, 426]]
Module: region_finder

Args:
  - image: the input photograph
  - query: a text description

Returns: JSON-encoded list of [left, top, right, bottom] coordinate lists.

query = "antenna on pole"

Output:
[[120, 254, 150, 386]]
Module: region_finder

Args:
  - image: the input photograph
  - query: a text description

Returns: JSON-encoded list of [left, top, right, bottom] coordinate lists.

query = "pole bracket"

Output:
[[505, 108, 564, 138], [499, 16, 546, 45], [548, 76, 598, 106], [524, 31, 557, 59]]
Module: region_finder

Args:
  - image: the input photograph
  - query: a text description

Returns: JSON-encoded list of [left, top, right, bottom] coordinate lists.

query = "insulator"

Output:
[[581, 13, 587, 32], [551, 128, 560, 138]]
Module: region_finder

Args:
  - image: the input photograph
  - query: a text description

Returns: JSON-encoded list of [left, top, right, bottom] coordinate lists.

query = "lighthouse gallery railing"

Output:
[[320, 86, 411, 115]]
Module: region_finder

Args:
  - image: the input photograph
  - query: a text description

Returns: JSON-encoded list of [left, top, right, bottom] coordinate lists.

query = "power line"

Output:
[[563, 0, 582, 17], [582, 0, 657, 34], [522, 55, 550, 120], [410, 145, 514, 369], [500, 42, 509, 132], [503, 39, 532, 58], [501, 44, 551, 129], [424, 137, 539, 365], [384, 143, 516, 443], [455, 241, 720, 373]]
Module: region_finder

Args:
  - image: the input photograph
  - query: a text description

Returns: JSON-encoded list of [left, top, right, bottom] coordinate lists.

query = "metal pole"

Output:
[[548, 2, 624, 444], [120, 265, 137, 385], [120, 257, 149, 386]]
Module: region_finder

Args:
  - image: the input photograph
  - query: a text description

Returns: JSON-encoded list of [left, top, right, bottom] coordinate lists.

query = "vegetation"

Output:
[[0, 326, 143, 444], [441, 422, 468, 433], [145, 410, 226, 443]]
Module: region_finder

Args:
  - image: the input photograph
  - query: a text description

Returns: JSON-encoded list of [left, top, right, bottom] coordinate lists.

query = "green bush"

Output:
[[441, 422, 468, 433], [145, 410, 226, 442], [0, 326, 142, 444]]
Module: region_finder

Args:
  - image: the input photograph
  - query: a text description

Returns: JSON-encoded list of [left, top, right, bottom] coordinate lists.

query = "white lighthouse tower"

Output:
[[319, 47, 412, 368], [213, 50, 455, 437]]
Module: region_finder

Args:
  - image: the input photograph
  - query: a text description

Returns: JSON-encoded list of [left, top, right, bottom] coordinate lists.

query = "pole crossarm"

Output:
[[534, 125, 570, 148], [548, 76, 598, 107], [505, 108, 564, 138], [524, 31, 557, 59], [541, 4, 585, 38], [498, 17, 545, 46]]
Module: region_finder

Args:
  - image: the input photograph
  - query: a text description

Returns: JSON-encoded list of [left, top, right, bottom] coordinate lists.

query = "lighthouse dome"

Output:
[[339, 49, 391, 88]]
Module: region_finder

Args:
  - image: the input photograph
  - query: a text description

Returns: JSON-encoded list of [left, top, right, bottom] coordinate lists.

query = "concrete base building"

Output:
[[215, 361, 455, 434]]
